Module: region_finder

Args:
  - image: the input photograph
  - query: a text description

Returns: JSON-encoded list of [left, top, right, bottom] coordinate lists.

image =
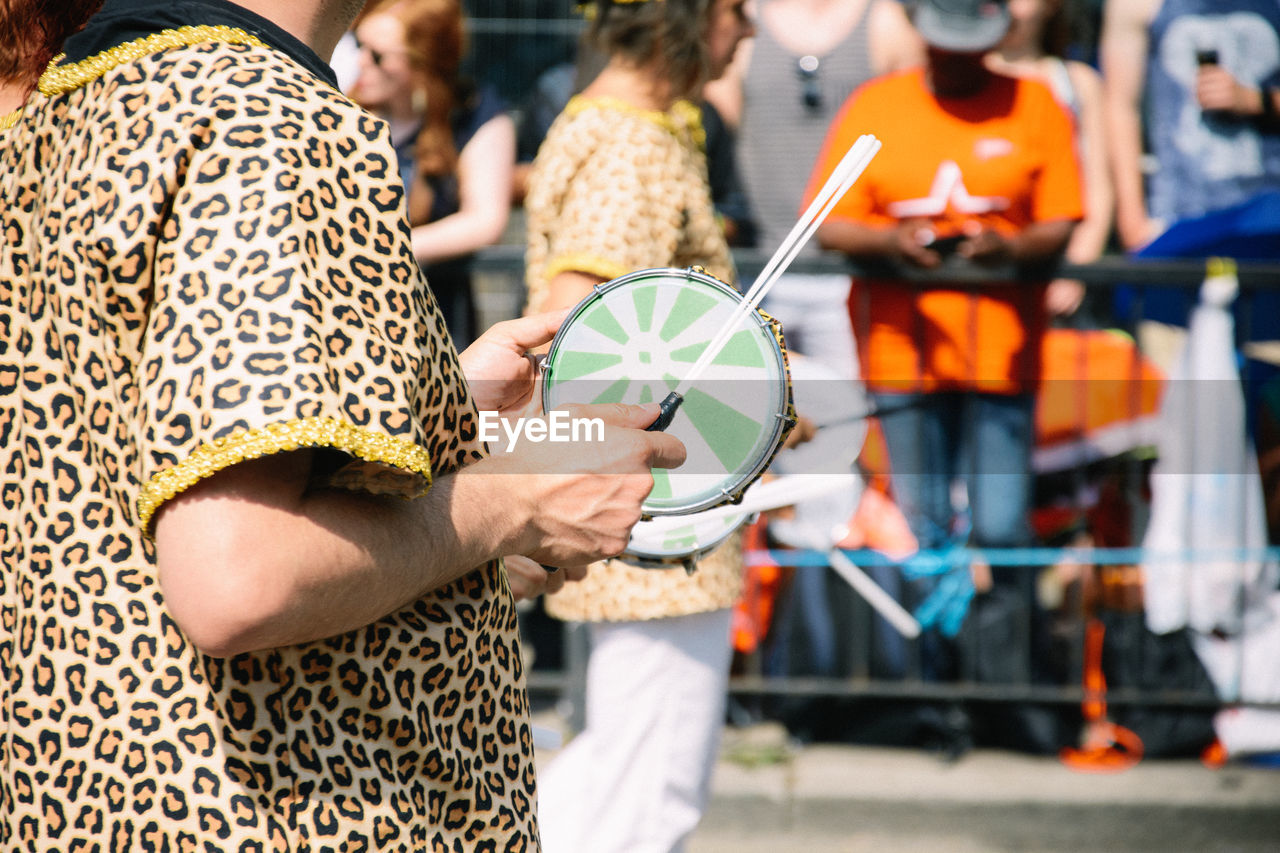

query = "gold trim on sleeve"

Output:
[[39, 25, 266, 96], [543, 253, 631, 285], [137, 416, 434, 534], [565, 95, 706, 152]]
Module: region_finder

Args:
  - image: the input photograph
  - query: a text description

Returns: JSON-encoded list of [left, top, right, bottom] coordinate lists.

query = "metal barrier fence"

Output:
[[462, 1, 584, 107], [473, 245, 1280, 752], [448, 2, 1280, 757]]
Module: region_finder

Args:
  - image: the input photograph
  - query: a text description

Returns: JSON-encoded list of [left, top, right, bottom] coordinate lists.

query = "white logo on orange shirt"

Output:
[[887, 160, 1010, 218], [975, 137, 1014, 160]]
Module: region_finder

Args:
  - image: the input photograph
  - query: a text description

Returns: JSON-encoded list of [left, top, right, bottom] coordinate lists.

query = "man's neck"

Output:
[[584, 58, 680, 112], [230, 0, 364, 60], [0, 82, 30, 115]]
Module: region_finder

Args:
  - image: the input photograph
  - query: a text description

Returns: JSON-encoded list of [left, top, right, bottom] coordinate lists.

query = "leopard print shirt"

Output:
[[523, 96, 743, 623], [0, 34, 536, 851]]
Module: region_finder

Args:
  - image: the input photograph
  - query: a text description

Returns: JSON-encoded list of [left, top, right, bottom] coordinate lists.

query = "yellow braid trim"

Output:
[[565, 95, 706, 152], [542, 253, 632, 285], [137, 417, 433, 535], [39, 25, 266, 95]]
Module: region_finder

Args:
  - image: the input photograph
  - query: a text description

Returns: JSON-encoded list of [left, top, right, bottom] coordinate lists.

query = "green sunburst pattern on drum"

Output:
[[543, 270, 788, 515], [670, 329, 767, 368], [683, 387, 762, 472]]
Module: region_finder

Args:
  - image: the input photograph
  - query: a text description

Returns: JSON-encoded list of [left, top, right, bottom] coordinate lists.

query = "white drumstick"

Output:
[[673, 134, 881, 398], [827, 548, 922, 639]]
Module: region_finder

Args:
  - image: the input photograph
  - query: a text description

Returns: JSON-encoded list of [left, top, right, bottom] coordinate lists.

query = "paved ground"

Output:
[[533, 716, 1280, 853]]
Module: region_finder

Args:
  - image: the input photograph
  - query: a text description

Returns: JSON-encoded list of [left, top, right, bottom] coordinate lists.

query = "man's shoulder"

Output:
[[852, 67, 923, 103], [1007, 73, 1079, 126], [839, 67, 924, 118], [140, 42, 384, 151], [48, 38, 370, 137]]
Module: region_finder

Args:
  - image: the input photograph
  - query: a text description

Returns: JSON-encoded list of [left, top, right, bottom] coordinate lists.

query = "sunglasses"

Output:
[[357, 41, 407, 69], [796, 54, 822, 110]]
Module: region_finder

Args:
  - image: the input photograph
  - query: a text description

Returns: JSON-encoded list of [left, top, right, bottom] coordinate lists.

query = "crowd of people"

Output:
[[3, 0, 1280, 850]]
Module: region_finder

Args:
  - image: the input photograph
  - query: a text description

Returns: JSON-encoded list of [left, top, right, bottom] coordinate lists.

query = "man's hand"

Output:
[[1196, 65, 1264, 116], [955, 223, 1011, 265], [458, 309, 569, 418], [486, 402, 686, 568], [894, 218, 945, 268], [503, 554, 588, 601]]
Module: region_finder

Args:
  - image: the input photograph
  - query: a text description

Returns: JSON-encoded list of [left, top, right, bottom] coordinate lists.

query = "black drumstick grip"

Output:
[[645, 391, 684, 432]]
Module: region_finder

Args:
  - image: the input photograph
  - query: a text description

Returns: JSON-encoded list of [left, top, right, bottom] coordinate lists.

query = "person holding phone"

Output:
[[1101, 0, 1280, 251]]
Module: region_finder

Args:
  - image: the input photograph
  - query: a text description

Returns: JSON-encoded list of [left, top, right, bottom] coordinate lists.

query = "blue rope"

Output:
[[745, 545, 1280, 569]]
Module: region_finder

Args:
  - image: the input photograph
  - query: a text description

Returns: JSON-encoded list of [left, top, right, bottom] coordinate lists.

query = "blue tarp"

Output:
[[1116, 190, 1280, 333]]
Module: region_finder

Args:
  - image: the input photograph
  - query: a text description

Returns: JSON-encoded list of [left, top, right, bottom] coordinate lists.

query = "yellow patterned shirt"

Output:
[[524, 96, 735, 311]]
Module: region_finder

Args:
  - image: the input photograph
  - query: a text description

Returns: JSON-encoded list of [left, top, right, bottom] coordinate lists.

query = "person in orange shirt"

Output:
[[806, 0, 1082, 657]]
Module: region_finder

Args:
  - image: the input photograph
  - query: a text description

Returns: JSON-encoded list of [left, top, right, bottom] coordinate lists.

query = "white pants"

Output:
[[537, 608, 734, 853]]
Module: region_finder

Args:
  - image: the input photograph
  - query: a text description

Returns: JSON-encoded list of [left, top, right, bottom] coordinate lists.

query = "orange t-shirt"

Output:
[[805, 68, 1084, 393]]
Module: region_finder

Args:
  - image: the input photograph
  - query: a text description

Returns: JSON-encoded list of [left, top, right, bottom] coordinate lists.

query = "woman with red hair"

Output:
[[348, 0, 515, 349], [0, 0, 101, 115]]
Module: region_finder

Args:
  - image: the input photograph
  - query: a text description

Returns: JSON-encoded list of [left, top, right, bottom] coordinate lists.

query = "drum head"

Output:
[[543, 268, 791, 516], [624, 510, 749, 566]]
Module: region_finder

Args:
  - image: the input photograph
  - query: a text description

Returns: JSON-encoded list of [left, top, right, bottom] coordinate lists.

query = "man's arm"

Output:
[[816, 217, 946, 268], [1196, 65, 1280, 128], [1064, 62, 1115, 265], [1100, 0, 1158, 251], [409, 112, 517, 263], [155, 402, 684, 656]]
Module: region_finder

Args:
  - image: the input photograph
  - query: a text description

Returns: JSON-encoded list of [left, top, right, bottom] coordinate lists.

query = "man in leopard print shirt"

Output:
[[0, 0, 684, 848]]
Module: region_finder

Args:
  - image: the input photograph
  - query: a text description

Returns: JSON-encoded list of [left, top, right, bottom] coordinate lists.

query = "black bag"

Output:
[[955, 585, 1080, 755], [1097, 609, 1219, 757]]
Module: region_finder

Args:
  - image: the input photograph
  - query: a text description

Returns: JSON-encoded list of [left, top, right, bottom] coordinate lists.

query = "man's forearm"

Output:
[[1006, 219, 1075, 265], [816, 219, 896, 259], [155, 402, 681, 657], [155, 450, 526, 657]]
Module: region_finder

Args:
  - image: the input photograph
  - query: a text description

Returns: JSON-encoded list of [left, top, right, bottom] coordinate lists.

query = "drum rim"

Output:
[[541, 266, 793, 516], [541, 266, 772, 358], [623, 508, 750, 560]]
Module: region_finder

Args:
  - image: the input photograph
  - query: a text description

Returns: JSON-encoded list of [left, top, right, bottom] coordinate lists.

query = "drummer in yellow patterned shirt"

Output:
[[523, 0, 757, 848]]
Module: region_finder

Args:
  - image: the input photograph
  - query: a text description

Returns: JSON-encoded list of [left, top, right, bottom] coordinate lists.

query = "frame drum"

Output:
[[542, 267, 795, 518]]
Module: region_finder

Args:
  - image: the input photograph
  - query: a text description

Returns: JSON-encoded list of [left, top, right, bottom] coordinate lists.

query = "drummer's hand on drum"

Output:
[[781, 414, 817, 449], [502, 554, 587, 601], [458, 309, 570, 419], [495, 402, 686, 568]]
